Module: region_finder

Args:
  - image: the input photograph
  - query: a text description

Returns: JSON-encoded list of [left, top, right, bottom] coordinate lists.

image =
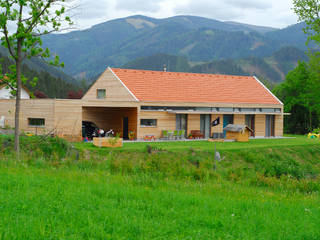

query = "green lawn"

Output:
[[0, 167, 319, 239], [1, 135, 320, 239], [75, 135, 319, 152]]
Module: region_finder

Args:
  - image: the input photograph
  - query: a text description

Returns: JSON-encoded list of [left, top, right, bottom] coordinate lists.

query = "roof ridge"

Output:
[[110, 67, 252, 78]]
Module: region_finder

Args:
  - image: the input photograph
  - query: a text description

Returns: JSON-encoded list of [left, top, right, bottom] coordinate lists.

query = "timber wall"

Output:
[[82, 69, 136, 102], [138, 111, 176, 139], [138, 111, 283, 139]]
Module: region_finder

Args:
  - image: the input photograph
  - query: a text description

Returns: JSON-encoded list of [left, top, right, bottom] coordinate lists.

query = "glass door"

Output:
[[223, 114, 234, 137], [265, 115, 275, 137], [245, 115, 255, 137], [176, 114, 188, 136], [200, 114, 211, 138]]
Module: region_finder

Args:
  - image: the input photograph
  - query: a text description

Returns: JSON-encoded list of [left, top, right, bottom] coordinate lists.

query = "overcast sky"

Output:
[[74, 0, 298, 30]]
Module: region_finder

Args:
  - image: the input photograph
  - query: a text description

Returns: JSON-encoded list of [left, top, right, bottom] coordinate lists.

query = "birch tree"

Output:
[[0, 0, 73, 155]]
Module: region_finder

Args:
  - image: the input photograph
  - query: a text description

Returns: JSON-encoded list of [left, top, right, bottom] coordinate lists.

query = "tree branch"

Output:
[[25, 0, 54, 34]]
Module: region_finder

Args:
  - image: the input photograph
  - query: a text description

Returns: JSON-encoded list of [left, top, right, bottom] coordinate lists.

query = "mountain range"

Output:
[[122, 46, 308, 84], [41, 15, 310, 80]]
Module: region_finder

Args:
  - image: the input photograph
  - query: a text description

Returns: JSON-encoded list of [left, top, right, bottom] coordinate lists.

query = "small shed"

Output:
[[223, 124, 253, 142]]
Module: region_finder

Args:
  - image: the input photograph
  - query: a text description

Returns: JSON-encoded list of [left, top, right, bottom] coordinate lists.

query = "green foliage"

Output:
[[293, 0, 320, 46], [0, 135, 72, 160], [274, 57, 320, 134], [0, 0, 73, 92]]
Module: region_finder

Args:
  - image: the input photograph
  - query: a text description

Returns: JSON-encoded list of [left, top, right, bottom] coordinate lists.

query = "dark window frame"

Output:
[[28, 118, 45, 127], [140, 119, 157, 127], [97, 89, 106, 99]]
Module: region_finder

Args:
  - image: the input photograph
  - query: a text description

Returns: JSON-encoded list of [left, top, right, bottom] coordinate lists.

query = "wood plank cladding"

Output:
[[275, 115, 283, 137], [187, 114, 200, 135], [0, 99, 56, 135], [234, 114, 245, 125], [83, 107, 137, 138], [82, 69, 136, 102], [54, 100, 82, 140], [138, 111, 176, 139], [255, 114, 266, 137]]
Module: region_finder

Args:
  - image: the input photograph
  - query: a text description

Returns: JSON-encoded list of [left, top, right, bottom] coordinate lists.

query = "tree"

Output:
[[0, 0, 73, 154], [274, 61, 320, 133], [293, 0, 320, 46]]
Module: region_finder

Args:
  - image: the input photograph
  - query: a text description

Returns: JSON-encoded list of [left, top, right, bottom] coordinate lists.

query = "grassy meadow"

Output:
[[0, 135, 320, 239]]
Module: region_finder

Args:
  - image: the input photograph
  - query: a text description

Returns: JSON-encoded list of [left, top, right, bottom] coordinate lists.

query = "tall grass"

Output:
[[1, 135, 320, 193], [0, 167, 319, 239], [0, 135, 320, 239]]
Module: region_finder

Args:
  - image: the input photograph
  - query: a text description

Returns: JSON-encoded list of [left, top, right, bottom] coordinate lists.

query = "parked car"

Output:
[[82, 121, 105, 139]]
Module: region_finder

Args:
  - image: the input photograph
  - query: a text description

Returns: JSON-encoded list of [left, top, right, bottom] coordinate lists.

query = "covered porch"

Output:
[[82, 106, 138, 139]]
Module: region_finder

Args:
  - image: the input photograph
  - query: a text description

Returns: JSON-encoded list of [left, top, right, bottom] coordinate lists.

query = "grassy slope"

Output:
[[0, 168, 319, 239], [74, 135, 318, 152], [0, 136, 320, 239]]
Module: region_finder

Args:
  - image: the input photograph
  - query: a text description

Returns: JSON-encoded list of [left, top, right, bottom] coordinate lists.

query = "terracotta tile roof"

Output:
[[111, 68, 282, 105]]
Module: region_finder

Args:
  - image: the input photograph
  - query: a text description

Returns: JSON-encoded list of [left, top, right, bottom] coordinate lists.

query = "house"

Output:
[[0, 67, 284, 141], [0, 84, 30, 99]]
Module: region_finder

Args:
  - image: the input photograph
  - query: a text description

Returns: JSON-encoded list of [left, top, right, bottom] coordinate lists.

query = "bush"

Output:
[[0, 135, 72, 160]]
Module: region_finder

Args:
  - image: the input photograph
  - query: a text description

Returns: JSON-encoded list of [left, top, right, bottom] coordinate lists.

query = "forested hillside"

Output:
[[0, 52, 80, 98], [41, 15, 308, 79], [122, 46, 308, 83]]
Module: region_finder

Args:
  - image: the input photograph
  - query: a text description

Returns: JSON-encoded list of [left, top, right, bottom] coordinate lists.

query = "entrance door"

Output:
[[123, 117, 129, 140], [223, 114, 234, 137], [265, 115, 275, 137], [200, 114, 211, 138], [176, 114, 187, 136], [245, 115, 255, 137]]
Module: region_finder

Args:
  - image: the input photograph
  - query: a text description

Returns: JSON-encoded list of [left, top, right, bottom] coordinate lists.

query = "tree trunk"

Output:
[[14, 40, 22, 156], [309, 107, 312, 131]]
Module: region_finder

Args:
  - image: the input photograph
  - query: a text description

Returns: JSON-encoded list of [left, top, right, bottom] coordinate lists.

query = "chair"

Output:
[[167, 130, 174, 140], [178, 130, 185, 139], [173, 130, 179, 140], [162, 130, 169, 140]]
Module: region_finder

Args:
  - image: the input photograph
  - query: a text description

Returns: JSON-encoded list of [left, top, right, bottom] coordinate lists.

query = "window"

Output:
[[242, 108, 255, 112], [219, 107, 233, 112], [28, 118, 45, 127], [261, 108, 275, 113], [97, 89, 106, 99], [140, 119, 157, 127]]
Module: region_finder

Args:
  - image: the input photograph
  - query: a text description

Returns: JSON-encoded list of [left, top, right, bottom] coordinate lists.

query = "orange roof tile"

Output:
[[111, 68, 282, 105]]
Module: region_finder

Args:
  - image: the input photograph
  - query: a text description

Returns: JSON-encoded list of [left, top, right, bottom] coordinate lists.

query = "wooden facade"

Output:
[[0, 68, 284, 141]]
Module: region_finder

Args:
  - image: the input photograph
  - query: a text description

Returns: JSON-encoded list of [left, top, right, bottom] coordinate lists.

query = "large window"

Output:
[[97, 89, 106, 99], [140, 119, 157, 127], [28, 118, 45, 127]]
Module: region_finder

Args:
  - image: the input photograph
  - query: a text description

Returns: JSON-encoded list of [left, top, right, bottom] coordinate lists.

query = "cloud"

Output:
[[115, 0, 162, 12], [174, 0, 244, 20], [69, 0, 298, 30], [224, 0, 271, 10], [75, 0, 109, 20]]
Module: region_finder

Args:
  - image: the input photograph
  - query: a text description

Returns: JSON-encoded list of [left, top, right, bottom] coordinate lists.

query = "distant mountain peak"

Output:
[[126, 17, 156, 29]]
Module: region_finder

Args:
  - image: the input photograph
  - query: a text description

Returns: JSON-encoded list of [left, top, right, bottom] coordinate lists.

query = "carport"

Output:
[[82, 107, 138, 139]]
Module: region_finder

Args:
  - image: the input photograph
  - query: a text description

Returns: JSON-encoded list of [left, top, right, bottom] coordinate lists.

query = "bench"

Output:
[[190, 130, 204, 139]]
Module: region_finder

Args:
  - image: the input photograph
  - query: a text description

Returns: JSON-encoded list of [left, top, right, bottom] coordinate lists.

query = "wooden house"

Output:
[[223, 124, 253, 142], [0, 67, 284, 141]]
